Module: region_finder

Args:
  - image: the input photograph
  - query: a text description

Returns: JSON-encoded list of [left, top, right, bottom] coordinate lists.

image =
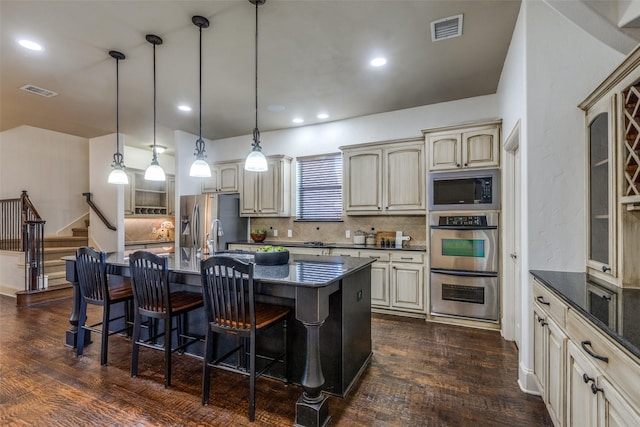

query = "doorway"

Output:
[[503, 121, 522, 347]]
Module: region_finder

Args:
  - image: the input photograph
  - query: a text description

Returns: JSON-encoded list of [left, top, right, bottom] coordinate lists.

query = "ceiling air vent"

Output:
[[431, 14, 463, 42], [20, 84, 58, 98]]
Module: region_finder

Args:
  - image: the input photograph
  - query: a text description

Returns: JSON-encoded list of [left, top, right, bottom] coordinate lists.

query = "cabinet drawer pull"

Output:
[[536, 296, 550, 306], [400, 257, 412, 260], [581, 340, 609, 363], [590, 383, 604, 395], [582, 373, 594, 384]]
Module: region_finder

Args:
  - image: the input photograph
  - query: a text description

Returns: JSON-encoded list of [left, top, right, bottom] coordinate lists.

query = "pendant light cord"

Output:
[[253, 0, 261, 146], [152, 42, 158, 162], [199, 23, 203, 142], [116, 56, 120, 157]]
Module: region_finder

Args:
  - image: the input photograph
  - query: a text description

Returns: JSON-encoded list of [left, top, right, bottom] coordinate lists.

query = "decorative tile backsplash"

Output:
[[250, 215, 427, 246], [125, 217, 175, 242]]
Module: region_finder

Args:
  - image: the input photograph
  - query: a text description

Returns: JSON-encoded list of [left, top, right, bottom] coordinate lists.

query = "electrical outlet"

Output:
[[287, 229, 292, 238], [345, 230, 350, 238], [273, 229, 278, 237], [152, 227, 157, 233]]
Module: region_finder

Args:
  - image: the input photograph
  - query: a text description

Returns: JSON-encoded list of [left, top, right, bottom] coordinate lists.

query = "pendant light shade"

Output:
[[144, 34, 166, 182], [189, 16, 211, 178], [107, 50, 129, 185], [244, 0, 268, 172]]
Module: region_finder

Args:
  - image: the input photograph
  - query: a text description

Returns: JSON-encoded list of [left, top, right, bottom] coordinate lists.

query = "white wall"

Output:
[[526, 1, 623, 271], [197, 95, 499, 164], [0, 125, 89, 232], [89, 133, 123, 252], [498, 0, 625, 394]]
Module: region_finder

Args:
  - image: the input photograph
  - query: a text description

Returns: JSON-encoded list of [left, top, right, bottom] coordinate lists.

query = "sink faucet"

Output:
[[207, 219, 224, 254]]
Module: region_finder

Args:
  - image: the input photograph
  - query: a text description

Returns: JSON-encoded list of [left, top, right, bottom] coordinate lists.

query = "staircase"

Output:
[[16, 227, 88, 307]]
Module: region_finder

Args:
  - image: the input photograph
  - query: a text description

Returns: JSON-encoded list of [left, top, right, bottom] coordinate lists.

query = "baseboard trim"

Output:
[[518, 361, 541, 395]]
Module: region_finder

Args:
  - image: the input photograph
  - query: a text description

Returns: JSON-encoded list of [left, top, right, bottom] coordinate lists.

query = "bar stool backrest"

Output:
[[129, 251, 170, 319], [76, 247, 108, 305], [201, 255, 255, 334]]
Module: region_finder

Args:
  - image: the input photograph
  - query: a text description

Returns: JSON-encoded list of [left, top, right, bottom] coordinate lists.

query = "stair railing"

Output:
[[21, 191, 45, 290], [82, 192, 116, 231], [0, 191, 46, 290]]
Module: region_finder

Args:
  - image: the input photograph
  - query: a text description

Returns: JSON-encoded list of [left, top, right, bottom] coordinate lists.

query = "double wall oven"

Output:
[[429, 212, 499, 322]]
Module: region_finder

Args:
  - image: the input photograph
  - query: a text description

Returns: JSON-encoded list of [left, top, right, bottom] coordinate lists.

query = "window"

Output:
[[296, 153, 343, 221]]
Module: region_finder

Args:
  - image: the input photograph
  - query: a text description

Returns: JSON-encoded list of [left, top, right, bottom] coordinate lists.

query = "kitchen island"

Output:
[[64, 251, 374, 427]]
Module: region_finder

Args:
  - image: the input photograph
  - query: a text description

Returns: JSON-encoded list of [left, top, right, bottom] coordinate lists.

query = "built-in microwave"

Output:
[[428, 168, 500, 211]]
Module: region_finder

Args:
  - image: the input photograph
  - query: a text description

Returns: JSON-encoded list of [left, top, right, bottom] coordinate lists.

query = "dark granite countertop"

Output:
[[530, 270, 640, 360], [65, 251, 374, 288], [228, 240, 427, 252]]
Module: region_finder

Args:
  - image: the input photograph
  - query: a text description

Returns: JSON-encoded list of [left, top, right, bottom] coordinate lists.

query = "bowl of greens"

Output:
[[254, 245, 289, 265], [250, 229, 267, 243]]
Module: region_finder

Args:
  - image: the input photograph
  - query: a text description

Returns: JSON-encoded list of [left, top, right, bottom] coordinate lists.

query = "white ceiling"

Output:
[[0, 0, 636, 155]]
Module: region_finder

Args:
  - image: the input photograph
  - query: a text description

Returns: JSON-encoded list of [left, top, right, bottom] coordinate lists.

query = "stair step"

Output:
[[72, 227, 88, 237], [16, 283, 72, 307], [44, 246, 81, 261], [44, 236, 88, 248]]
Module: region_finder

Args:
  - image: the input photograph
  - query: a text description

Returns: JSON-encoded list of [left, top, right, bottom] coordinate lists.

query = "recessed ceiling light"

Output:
[[370, 57, 387, 67], [178, 105, 192, 112], [317, 113, 329, 119], [292, 118, 304, 124], [267, 104, 285, 112], [149, 144, 167, 154], [18, 39, 43, 51]]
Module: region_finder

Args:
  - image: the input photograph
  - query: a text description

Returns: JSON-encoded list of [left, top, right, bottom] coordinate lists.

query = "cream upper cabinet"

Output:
[[202, 161, 241, 193], [584, 97, 617, 282], [343, 149, 383, 212], [341, 138, 426, 215], [579, 44, 640, 288], [240, 155, 291, 217], [424, 121, 501, 171], [166, 175, 175, 216], [124, 171, 135, 215]]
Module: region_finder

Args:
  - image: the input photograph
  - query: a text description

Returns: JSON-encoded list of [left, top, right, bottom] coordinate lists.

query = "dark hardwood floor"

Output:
[[0, 295, 551, 426]]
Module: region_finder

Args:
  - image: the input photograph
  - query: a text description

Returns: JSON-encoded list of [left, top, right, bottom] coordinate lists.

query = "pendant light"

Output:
[[244, 0, 268, 172], [107, 50, 128, 185], [189, 16, 212, 178], [144, 34, 166, 181]]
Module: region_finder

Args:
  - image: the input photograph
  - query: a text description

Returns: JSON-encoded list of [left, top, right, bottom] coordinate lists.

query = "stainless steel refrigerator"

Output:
[[179, 193, 247, 256]]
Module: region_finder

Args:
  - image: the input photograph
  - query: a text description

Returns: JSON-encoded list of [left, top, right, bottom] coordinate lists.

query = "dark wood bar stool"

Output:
[[200, 255, 289, 422], [75, 246, 133, 366], [129, 251, 203, 388]]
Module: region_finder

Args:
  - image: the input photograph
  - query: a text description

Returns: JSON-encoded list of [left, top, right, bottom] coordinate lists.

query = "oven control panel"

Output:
[[438, 215, 488, 227]]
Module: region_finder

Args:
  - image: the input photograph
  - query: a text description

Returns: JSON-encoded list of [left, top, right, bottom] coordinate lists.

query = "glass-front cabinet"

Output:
[[586, 97, 617, 280]]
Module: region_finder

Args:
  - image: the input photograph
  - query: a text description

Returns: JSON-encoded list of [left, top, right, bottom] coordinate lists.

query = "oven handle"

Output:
[[430, 225, 498, 230], [431, 268, 498, 277]]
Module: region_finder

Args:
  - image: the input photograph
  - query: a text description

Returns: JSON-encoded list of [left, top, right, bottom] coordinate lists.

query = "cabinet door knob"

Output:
[[602, 265, 611, 273], [456, 163, 461, 167], [582, 373, 594, 384], [590, 383, 604, 395], [464, 163, 468, 166], [377, 206, 381, 210]]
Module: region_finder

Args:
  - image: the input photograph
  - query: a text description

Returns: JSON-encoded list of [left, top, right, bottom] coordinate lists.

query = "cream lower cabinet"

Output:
[[534, 306, 567, 427], [423, 121, 501, 171], [533, 276, 640, 427], [359, 251, 391, 308], [390, 262, 424, 311], [341, 138, 426, 215]]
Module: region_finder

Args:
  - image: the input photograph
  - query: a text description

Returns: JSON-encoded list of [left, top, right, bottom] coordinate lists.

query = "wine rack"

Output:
[[622, 82, 640, 206]]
